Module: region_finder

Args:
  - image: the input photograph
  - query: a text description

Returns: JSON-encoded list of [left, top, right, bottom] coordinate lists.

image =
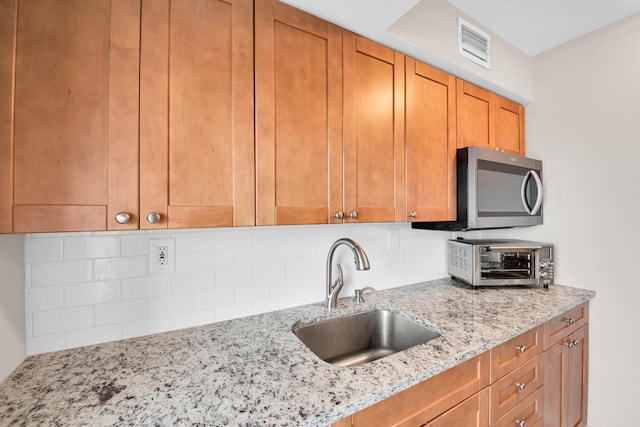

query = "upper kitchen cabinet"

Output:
[[405, 58, 456, 222], [1, 0, 140, 233], [140, 0, 254, 229], [456, 79, 525, 155], [343, 32, 405, 223], [255, 0, 342, 225]]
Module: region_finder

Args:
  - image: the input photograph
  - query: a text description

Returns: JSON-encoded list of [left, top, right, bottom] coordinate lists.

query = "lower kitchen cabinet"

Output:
[[544, 318, 588, 427], [329, 303, 589, 427]]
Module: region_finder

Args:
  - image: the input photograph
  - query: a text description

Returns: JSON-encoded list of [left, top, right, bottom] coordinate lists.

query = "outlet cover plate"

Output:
[[149, 238, 175, 275]]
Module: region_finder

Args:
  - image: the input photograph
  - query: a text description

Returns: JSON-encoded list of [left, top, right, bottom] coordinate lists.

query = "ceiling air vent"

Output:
[[458, 17, 491, 69]]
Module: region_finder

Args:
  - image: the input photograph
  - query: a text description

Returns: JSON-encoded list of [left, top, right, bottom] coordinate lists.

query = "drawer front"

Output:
[[490, 324, 544, 382], [490, 355, 544, 424], [492, 386, 544, 427], [545, 302, 588, 348]]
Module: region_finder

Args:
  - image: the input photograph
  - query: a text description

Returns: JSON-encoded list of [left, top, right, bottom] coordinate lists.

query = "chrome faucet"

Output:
[[325, 238, 370, 309]]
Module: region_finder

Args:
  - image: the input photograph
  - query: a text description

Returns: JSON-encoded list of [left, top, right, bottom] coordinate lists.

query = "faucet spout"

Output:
[[325, 238, 370, 309]]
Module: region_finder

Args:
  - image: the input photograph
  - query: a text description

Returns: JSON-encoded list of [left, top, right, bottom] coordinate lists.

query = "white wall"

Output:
[[23, 223, 450, 355], [472, 13, 640, 426], [0, 234, 25, 382]]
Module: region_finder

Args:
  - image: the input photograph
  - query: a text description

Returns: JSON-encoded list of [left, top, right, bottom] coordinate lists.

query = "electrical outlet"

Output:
[[149, 238, 175, 274]]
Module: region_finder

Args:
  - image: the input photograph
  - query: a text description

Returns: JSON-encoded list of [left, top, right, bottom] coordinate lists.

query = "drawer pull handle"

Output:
[[514, 420, 526, 427], [563, 317, 575, 325], [515, 382, 526, 391], [565, 339, 580, 348], [515, 345, 527, 353]]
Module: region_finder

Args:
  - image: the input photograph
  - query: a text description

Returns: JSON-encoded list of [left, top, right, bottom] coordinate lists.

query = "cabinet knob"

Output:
[[563, 317, 575, 325], [409, 211, 418, 219], [515, 382, 526, 391], [514, 420, 526, 427], [565, 339, 580, 348], [515, 345, 527, 353], [334, 211, 344, 219], [348, 210, 358, 219], [147, 212, 161, 224], [115, 212, 131, 224]]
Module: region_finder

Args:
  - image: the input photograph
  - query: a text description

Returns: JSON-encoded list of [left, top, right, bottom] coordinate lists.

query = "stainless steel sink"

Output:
[[292, 309, 440, 367]]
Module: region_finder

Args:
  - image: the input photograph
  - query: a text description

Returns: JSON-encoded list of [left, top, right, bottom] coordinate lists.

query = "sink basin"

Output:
[[292, 309, 440, 367]]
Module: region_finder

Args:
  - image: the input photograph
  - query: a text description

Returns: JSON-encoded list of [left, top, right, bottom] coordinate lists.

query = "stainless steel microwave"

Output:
[[412, 146, 543, 231], [447, 239, 554, 288]]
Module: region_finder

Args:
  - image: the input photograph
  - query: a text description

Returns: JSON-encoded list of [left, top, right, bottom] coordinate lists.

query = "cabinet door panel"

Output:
[[140, 0, 254, 229], [438, 388, 489, 427], [405, 58, 456, 222], [343, 33, 404, 223], [456, 79, 490, 149], [12, 0, 140, 232], [495, 96, 525, 155], [255, 0, 342, 225]]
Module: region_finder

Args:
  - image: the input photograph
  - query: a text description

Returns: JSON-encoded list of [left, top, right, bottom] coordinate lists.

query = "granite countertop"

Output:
[[0, 278, 595, 426]]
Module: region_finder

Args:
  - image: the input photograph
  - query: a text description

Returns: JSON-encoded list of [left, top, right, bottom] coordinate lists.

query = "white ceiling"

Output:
[[447, 0, 640, 56], [281, 0, 640, 57]]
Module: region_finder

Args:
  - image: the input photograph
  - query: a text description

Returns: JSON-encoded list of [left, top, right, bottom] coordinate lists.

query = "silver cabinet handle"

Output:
[[147, 212, 161, 224], [348, 210, 358, 219], [515, 345, 527, 353], [334, 211, 344, 219], [515, 382, 526, 391], [563, 317, 575, 325], [565, 339, 580, 348], [409, 211, 417, 219], [515, 420, 526, 427], [115, 212, 131, 224]]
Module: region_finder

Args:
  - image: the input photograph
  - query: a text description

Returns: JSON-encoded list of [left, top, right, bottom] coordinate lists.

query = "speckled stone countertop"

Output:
[[0, 278, 594, 426]]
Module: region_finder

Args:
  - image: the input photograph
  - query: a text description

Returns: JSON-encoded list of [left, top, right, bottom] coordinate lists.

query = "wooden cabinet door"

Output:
[[140, 0, 254, 229], [544, 326, 588, 427], [405, 58, 456, 222], [343, 32, 404, 223], [426, 388, 489, 427], [456, 79, 525, 155], [7, 0, 140, 233], [456, 79, 490, 151], [255, 0, 342, 225]]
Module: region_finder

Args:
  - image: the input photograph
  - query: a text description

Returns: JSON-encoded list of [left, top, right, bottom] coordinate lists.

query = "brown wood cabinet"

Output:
[[405, 58, 456, 222], [140, 0, 254, 229], [456, 79, 525, 155], [544, 304, 589, 427], [328, 304, 589, 427], [254, 0, 342, 225], [1, 0, 140, 233], [343, 32, 405, 223]]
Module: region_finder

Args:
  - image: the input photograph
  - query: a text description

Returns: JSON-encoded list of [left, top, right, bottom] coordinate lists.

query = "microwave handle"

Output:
[[483, 245, 542, 251], [521, 170, 544, 215]]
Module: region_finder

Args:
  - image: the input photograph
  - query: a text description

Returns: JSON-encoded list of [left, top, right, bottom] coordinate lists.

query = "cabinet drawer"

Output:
[[352, 352, 489, 427], [490, 324, 543, 382], [490, 355, 544, 424], [492, 386, 543, 427], [545, 302, 588, 348]]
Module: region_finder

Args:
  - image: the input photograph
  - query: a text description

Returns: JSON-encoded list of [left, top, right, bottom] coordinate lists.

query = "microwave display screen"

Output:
[[476, 160, 541, 217]]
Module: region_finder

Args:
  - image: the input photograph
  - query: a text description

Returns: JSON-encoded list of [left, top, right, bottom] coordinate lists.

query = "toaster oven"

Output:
[[447, 239, 554, 288]]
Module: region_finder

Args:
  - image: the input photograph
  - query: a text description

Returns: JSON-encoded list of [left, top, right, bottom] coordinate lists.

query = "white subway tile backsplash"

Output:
[[24, 224, 453, 354], [193, 287, 235, 310], [31, 260, 92, 287], [25, 286, 64, 312], [122, 276, 171, 300], [32, 306, 94, 335], [95, 299, 147, 326], [25, 237, 63, 263], [64, 236, 121, 260], [64, 281, 121, 307], [94, 256, 147, 281]]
